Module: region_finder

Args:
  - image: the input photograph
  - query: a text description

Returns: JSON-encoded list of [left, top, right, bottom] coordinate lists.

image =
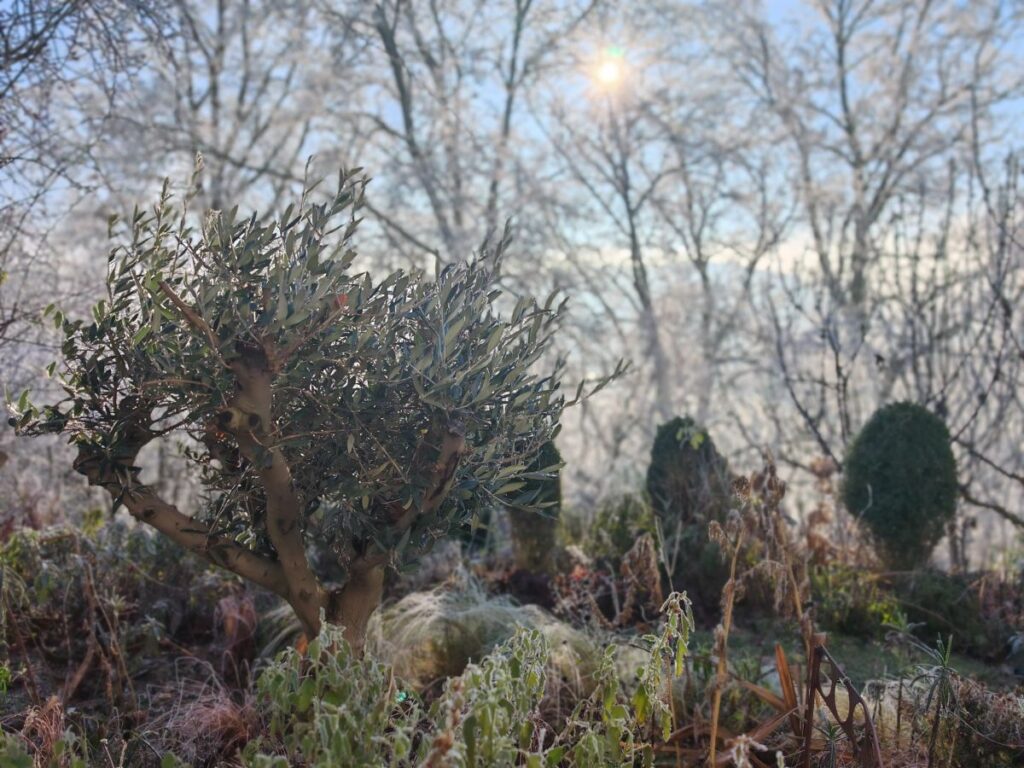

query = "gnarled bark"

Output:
[[221, 350, 325, 637], [73, 448, 289, 599], [328, 564, 386, 655]]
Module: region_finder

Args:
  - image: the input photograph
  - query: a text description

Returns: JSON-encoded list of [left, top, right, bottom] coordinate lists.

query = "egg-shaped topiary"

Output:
[[842, 402, 958, 570], [645, 416, 733, 612], [646, 416, 732, 528]]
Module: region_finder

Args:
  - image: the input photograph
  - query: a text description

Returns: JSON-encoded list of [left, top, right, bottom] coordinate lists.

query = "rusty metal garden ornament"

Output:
[[801, 633, 885, 768]]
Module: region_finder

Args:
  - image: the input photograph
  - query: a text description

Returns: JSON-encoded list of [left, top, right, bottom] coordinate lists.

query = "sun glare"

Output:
[[595, 59, 623, 86], [592, 46, 626, 89]]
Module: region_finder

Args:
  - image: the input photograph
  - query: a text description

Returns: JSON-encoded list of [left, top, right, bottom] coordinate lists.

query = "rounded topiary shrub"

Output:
[[842, 402, 958, 570]]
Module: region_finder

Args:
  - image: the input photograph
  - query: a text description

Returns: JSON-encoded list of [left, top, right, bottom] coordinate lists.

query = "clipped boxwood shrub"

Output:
[[560, 492, 657, 566], [842, 402, 958, 570]]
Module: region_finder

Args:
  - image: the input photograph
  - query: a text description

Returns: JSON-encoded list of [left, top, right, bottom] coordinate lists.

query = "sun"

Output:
[[595, 59, 624, 86], [592, 46, 626, 90]]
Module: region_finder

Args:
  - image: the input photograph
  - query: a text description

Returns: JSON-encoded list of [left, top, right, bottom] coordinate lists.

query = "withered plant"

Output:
[[706, 456, 813, 765]]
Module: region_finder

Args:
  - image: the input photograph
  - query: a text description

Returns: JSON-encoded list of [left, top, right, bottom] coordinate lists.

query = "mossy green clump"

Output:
[[565, 493, 657, 565], [842, 402, 958, 570], [507, 440, 562, 573], [810, 564, 904, 640]]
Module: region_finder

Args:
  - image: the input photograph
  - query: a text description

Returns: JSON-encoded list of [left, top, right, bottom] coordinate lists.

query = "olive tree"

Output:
[[10, 167, 593, 652]]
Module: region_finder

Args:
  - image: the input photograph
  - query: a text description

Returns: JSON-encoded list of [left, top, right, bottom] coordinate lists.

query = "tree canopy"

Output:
[[10, 165, 614, 648]]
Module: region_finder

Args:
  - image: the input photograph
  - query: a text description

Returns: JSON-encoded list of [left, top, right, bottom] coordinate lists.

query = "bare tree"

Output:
[[313, 0, 599, 266], [1, 0, 166, 378], [87, 0, 330, 215], [715, 0, 1024, 555]]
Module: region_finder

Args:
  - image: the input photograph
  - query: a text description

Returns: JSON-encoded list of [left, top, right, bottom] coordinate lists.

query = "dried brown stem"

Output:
[[3, 591, 41, 706], [707, 528, 744, 766]]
